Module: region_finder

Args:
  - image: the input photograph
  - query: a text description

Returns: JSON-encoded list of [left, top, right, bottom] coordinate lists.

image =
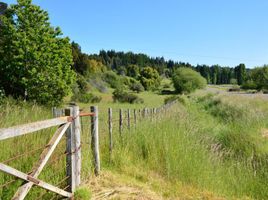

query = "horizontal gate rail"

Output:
[[0, 117, 70, 141]]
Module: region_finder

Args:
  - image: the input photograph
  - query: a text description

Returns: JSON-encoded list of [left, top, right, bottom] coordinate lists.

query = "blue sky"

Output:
[[5, 0, 268, 68]]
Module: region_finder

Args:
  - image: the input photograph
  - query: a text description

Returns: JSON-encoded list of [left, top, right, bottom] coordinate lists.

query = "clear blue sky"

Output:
[[5, 0, 268, 68]]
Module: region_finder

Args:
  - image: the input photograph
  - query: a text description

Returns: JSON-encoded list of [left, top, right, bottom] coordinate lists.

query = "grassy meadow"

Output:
[[1, 85, 268, 199]]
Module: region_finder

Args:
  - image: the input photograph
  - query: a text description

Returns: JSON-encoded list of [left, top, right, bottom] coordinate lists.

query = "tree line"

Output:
[[1, 0, 267, 106], [72, 44, 248, 86]]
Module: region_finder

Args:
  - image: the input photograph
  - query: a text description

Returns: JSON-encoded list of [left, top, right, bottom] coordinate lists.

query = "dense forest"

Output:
[[72, 42, 247, 86]]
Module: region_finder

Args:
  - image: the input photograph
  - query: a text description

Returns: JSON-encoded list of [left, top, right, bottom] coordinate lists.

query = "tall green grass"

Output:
[[2, 91, 268, 199], [102, 93, 268, 199]]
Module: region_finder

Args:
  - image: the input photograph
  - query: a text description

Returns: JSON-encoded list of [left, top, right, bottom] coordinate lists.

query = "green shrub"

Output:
[[112, 89, 144, 104], [76, 74, 91, 92], [172, 68, 207, 94], [102, 71, 122, 89], [71, 93, 102, 103], [241, 80, 258, 90], [129, 82, 144, 93], [139, 67, 161, 90]]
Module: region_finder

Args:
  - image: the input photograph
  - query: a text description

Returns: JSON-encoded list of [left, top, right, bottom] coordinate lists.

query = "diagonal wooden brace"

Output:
[[0, 163, 72, 198], [12, 122, 71, 200]]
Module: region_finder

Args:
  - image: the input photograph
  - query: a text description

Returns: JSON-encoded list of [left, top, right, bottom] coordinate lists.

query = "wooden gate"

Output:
[[0, 105, 95, 199]]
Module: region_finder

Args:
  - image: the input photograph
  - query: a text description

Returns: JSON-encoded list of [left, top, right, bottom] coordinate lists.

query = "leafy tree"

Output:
[[139, 67, 161, 90], [172, 68, 207, 94], [248, 65, 268, 90], [0, 0, 75, 105], [126, 64, 140, 79], [235, 63, 246, 85]]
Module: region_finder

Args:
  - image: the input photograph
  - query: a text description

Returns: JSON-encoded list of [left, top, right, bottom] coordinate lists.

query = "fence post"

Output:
[[53, 107, 62, 118], [72, 106, 81, 187], [142, 108, 146, 118], [134, 109, 137, 127], [119, 109, 123, 135], [90, 106, 100, 176], [108, 108, 113, 158], [127, 109, 130, 130], [65, 107, 75, 193]]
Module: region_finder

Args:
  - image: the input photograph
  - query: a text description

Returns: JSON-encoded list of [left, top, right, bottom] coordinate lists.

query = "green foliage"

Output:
[[102, 71, 123, 89], [235, 63, 247, 85], [129, 82, 144, 93], [0, 89, 5, 104], [71, 92, 102, 103], [126, 64, 140, 79], [241, 80, 258, 90], [71, 42, 106, 75], [74, 187, 92, 200], [112, 88, 144, 104], [139, 67, 161, 90], [230, 78, 238, 85], [0, 0, 75, 106], [248, 65, 268, 90], [172, 68, 207, 94], [76, 74, 91, 93]]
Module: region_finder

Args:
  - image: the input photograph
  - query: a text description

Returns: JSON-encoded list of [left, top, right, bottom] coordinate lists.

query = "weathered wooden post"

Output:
[[119, 109, 123, 135], [72, 106, 81, 187], [127, 109, 130, 130], [53, 107, 63, 118], [108, 108, 113, 158], [65, 107, 75, 192], [142, 108, 146, 118], [91, 106, 100, 176], [134, 109, 137, 128], [65, 105, 81, 191]]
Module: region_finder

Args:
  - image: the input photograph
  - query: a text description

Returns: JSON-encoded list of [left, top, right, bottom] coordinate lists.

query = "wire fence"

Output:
[[0, 100, 177, 199]]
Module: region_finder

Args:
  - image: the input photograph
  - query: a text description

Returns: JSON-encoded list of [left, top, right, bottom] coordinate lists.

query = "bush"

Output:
[[249, 66, 268, 90], [129, 82, 144, 93], [113, 89, 144, 104], [71, 93, 102, 103], [139, 67, 161, 90], [102, 71, 122, 89], [172, 68, 207, 94], [76, 74, 91, 92], [241, 80, 258, 90]]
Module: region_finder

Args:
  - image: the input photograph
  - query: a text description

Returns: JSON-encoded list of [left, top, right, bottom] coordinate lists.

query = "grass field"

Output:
[[1, 87, 268, 199]]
